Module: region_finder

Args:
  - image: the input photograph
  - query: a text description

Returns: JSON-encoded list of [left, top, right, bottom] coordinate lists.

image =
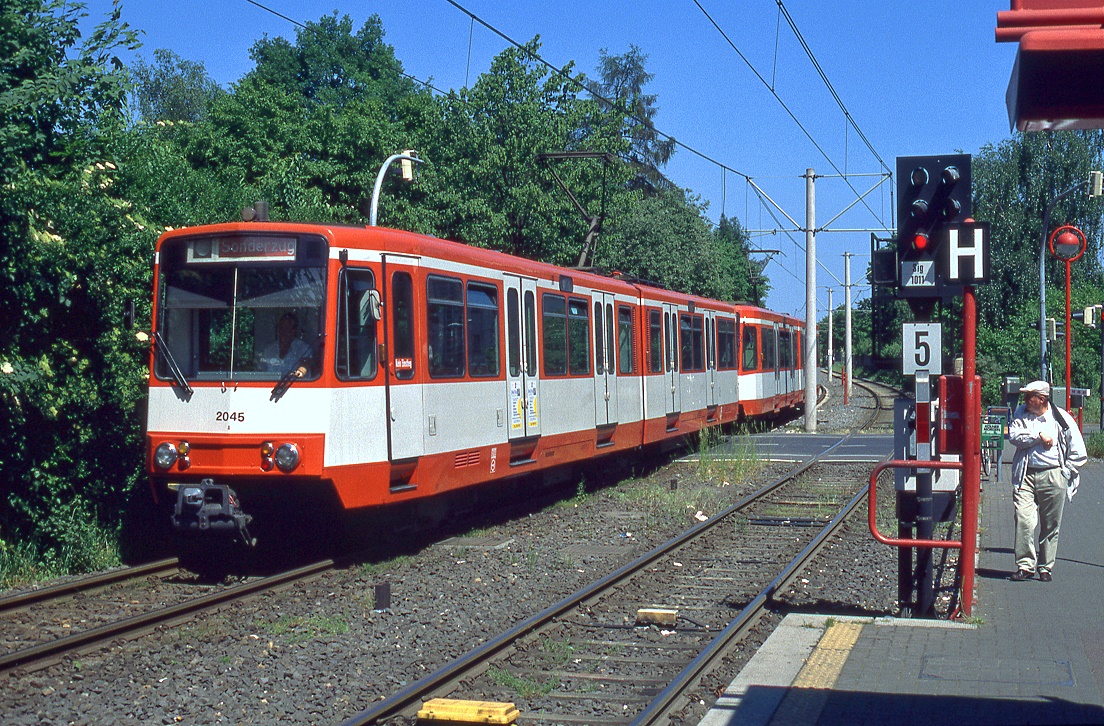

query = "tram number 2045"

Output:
[[902, 323, 942, 376], [215, 411, 246, 423]]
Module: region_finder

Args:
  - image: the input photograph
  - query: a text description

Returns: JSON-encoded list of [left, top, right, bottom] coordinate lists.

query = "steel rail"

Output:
[[0, 558, 181, 614], [0, 559, 333, 674], [339, 384, 891, 726], [630, 477, 872, 725]]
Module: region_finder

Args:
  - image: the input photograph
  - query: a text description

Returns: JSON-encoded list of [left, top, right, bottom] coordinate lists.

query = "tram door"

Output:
[[704, 311, 717, 408], [505, 275, 541, 439], [663, 303, 682, 416], [384, 256, 424, 461], [766, 324, 780, 405], [593, 293, 619, 426]]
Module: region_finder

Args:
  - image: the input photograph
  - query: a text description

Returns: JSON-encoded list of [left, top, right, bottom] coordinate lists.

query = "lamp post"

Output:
[[370, 151, 423, 227], [1039, 172, 1103, 380], [1049, 225, 1087, 411]]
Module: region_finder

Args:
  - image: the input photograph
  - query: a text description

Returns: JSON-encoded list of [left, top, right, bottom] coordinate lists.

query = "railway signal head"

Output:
[[895, 154, 972, 299]]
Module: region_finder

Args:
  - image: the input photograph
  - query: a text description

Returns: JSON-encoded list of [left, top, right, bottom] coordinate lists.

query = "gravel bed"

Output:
[[1, 381, 913, 725]]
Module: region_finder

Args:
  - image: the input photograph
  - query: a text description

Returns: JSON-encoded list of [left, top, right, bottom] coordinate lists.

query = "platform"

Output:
[[700, 459, 1104, 726]]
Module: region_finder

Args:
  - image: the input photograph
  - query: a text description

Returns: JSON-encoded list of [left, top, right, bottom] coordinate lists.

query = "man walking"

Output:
[[1008, 380, 1087, 581]]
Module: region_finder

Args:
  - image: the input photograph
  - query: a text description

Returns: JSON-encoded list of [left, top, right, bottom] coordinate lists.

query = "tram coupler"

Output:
[[172, 479, 256, 547]]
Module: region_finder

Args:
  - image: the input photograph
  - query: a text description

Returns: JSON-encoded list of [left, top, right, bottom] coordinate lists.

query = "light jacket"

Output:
[[1009, 402, 1088, 500]]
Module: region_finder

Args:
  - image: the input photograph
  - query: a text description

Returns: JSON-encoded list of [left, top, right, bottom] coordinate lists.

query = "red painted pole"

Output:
[[1066, 260, 1073, 412], [960, 286, 979, 617]]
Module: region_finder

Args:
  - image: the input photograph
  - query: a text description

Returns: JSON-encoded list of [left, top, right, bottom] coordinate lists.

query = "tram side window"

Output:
[[392, 271, 414, 380], [543, 293, 567, 376], [508, 289, 521, 377], [427, 275, 465, 378], [594, 302, 605, 375], [568, 297, 590, 375], [679, 314, 704, 372], [742, 325, 758, 372], [762, 328, 777, 370], [618, 306, 634, 374], [605, 303, 615, 375], [467, 282, 499, 377], [648, 310, 663, 373], [717, 318, 736, 370], [524, 291, 537, 376], [336, 268, 378, 380]]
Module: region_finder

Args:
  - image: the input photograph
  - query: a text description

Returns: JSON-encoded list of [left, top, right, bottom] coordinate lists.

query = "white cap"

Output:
[[1021, 380, 1051, 398]]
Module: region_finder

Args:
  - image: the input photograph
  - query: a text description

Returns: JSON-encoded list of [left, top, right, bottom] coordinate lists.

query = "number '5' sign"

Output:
[[902, 323, 942, 376]]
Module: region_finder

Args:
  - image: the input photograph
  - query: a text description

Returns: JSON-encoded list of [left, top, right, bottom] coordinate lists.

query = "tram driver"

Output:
[[258, 311, 312, 378]]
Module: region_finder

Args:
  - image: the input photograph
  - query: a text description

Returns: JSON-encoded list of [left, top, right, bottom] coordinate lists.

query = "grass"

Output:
[[487, 666, 558, 699], [0, 523, 120, 592], [1087, 431, 1104, 459], [696, 425, 762, 483], [263, 614, 349, 644]]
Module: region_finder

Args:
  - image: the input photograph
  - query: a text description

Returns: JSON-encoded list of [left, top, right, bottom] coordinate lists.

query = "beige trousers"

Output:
[[1014, 467, 1067, 573]]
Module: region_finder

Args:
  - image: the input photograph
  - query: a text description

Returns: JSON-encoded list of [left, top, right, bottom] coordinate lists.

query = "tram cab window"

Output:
[[741, 325, 758, 372], [156, 234, 325, 382], [336, 268, 379, 380]]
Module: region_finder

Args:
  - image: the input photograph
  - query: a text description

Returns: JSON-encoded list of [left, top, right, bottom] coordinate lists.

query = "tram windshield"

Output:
[[155, 234, 328, 382]]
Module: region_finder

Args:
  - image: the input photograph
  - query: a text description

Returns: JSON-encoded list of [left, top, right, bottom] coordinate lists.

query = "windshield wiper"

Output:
[[270, 350, 313, 402], [153, 331, 193, 396]]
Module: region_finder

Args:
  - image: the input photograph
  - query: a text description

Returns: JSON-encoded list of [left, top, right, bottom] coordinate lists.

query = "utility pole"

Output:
[[844, 251, 854, 403], [805, 169, 817, 433], [826, 287, 834, 380]]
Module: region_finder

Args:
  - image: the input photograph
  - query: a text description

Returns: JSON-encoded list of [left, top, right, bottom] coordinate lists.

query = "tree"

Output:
[[428, 39, 627, 264], [129, 49, 223, 123], [591, 45, 676, 192], [1, 0, 147, 569]]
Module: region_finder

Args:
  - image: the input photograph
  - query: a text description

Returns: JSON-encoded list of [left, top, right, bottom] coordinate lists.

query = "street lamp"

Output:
[[370, 150, 424, 227], [1039, 171, 1103, 380]]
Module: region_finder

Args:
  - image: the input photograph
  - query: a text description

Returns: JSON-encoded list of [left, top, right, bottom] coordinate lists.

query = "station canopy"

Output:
[[997, 0, 1104, 131]]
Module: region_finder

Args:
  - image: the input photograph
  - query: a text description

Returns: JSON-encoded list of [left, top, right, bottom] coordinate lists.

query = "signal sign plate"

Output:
[[903, 323, 942, 375], [901, 259, 936, 287]]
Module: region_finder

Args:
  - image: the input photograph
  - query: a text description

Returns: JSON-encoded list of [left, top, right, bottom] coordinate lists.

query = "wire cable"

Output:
[[691, 0, 889, 229]]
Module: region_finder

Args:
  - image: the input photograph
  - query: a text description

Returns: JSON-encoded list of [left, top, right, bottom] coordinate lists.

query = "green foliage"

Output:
[[130, 49, 224, 123]]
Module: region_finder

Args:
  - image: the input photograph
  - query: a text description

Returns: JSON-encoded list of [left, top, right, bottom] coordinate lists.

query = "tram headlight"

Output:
[[274, 443, 300, 473], [154, 442, 179, 470]]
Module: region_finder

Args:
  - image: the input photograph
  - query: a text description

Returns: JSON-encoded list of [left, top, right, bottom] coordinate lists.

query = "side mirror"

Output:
[[123, 299, 136, 330], [359, 289, 382, 324]]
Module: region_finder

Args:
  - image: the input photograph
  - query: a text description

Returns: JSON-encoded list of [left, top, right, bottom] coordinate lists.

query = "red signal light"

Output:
[[913, 232, 929, 251]]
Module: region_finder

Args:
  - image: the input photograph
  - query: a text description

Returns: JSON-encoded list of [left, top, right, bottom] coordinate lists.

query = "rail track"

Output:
[[340, 379, 896, 726], [0, 559, 334, 674]]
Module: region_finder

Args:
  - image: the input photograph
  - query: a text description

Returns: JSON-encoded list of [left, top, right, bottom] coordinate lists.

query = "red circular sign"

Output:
[[1048, 225, 1087, 262]]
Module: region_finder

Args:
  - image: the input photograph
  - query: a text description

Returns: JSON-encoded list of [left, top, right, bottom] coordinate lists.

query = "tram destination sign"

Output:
[[187, 236, 297, 263]]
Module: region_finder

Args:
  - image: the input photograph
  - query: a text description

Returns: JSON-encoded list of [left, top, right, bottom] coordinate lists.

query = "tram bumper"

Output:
[[171, 479, 256, 546]]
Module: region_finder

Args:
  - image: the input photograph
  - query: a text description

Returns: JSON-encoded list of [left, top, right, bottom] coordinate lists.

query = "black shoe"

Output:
[[1010, 569, 1034, 581], [1038, 571, 1052, 582]]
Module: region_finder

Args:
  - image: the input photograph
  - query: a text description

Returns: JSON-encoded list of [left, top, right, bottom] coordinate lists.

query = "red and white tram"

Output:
[[145, 220, 804, 549]]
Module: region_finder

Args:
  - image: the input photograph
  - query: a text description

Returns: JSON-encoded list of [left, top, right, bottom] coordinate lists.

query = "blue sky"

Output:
[[81, 0, 1016, 317]]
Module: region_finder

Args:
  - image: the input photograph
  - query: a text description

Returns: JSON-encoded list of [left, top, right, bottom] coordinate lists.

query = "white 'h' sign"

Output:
[[945, 223, 990, 284]]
